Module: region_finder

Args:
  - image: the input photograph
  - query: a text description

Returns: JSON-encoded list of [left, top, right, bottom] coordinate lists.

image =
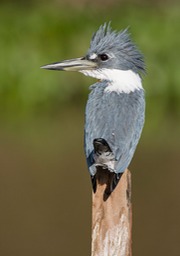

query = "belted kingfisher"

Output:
[[41, 23, 145, 193]]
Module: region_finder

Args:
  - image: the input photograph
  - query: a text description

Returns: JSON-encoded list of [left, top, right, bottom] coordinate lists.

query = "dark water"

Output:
[[0, 108, 180, 256]]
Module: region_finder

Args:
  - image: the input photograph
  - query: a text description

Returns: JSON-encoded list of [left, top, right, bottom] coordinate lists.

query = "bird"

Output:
[[41, 23, 145, 193]]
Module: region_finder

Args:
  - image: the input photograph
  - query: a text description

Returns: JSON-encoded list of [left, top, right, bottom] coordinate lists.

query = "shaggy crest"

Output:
[[87, 22, 145, 74]]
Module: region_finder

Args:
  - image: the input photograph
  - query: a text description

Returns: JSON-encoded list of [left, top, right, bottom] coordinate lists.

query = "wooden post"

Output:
[[91, 168, 132, 256]]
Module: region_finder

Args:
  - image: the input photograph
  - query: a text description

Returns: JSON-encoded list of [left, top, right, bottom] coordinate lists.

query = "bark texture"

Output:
[[91, 169, 132, 256]]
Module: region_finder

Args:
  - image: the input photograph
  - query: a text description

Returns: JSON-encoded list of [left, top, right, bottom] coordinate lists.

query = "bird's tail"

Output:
[[91, 138, 121, 196], [91, 171, 122, 194]]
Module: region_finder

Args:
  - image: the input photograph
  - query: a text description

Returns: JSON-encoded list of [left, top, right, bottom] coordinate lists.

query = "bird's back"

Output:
[[85, 81, 145, 178]]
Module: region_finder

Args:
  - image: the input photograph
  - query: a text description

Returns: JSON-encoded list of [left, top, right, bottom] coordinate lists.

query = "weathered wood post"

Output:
[[91, 168, 132, 256]]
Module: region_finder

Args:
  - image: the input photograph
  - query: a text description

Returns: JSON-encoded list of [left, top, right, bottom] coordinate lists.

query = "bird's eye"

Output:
[[99, 54, 109, 61]]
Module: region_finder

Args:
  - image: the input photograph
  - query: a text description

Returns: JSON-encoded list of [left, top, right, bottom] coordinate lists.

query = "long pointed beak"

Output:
[[41, 57, 97, 71]]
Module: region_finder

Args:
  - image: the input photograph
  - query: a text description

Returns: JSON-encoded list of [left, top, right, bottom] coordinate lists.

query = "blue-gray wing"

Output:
[[85, 84, 145, 175]]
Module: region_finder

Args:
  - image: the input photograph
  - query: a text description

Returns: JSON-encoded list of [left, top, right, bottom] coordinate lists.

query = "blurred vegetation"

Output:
[[0, 1, 180, 128], [1, 2, 180, 256]]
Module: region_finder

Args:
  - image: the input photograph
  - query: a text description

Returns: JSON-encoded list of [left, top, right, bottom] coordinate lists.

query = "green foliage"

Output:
[[0, 2, 180, 121]]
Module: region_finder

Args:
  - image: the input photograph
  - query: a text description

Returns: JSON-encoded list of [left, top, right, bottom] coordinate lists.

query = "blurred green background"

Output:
[[0, 0, 180, 255]]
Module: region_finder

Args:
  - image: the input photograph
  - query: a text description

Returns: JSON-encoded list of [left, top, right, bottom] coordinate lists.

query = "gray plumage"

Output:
[[87, 23, 145, 74], [41, 22, 146, 193], [85, 81, 145, 175], [84, 23, 145, 191]]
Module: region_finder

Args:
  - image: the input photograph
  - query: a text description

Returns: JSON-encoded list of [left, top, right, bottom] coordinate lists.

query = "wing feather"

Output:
[[85, 82, 145, 174]]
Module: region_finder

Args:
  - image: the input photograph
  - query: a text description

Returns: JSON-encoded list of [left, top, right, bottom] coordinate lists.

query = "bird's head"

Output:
[[41, 23, 145, 87]]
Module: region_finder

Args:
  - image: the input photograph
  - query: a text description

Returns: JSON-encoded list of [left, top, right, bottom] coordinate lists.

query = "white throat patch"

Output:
[[80, 68, 143, 93]]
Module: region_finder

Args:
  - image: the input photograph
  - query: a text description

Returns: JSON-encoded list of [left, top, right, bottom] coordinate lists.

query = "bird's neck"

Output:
[[80, 69, 143, 94]]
